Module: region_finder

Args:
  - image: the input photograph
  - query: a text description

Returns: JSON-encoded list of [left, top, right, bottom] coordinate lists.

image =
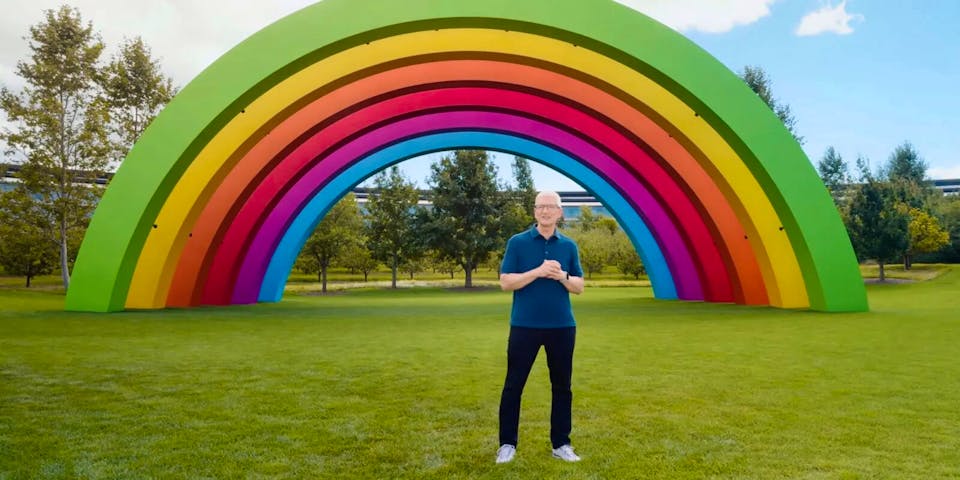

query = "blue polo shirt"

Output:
[[500, 226, 583, 328]]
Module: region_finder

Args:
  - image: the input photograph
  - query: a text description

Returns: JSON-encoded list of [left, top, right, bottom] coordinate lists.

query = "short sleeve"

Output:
[[500, 236, 520, 274], [568, 240, 584, 278]]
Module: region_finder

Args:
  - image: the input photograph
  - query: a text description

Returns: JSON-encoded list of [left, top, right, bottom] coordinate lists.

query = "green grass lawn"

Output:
[[1, 268, 959, 479]]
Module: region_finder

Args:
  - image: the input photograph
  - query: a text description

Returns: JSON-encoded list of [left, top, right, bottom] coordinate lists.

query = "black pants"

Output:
[[498, 326, 576, 449]]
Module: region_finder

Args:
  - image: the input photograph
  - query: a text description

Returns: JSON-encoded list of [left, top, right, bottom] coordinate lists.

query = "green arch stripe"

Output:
[[66, 0, 866, 312]]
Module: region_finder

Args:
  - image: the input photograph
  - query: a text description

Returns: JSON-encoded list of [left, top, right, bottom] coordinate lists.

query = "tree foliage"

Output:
[[0, 189, 58, 286], [926, 195, 960, 263], [0, 6, 111, 289], [818, 146, 849, 207], [739, 65, 803, 145], [905, 206, 949, 267], [296, 193, 364, 292], [511, 156, 537, 218], [576, 206, 598, 231], [428, 250, 460, 279], [846, 180, 909, 281], [339, 243, 380, 282], [366, 167, 421, 288], [102, 36, 176, 163], [566, 227, 612, 278], [885, 142, 928, 185], [423, 150, 505, 287], [883, 142, 935, 210], [612, 230, 645, 279]]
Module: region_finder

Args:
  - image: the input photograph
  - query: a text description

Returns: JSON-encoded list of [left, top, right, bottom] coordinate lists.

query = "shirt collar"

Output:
[[528, 224, 563, 241]]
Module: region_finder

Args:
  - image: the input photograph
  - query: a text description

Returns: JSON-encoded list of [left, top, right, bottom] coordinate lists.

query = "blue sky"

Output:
[[684, 1, 960, 181], [2, 1, 958, 190], [375, 1, 960, 189]]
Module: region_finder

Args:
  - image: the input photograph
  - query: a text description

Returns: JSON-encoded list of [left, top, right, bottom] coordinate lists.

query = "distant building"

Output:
[[351, 187, 609, 220], [1, 163, 112, 194], [933, 178, 960, 196]]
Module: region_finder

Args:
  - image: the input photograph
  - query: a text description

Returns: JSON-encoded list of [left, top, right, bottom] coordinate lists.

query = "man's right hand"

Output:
[[538, 259, 563, 278]]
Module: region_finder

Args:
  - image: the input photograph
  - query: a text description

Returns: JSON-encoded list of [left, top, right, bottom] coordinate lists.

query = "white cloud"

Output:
[[0, 0, 316, 88], [795, 1, 864, 36], [929, 165, 960, 180], [0, 62, 23, 91], [0, 0, 788, 89], [615, 0, 777, 34]]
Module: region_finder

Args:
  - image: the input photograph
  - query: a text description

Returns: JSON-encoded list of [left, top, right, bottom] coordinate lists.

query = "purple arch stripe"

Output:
[[231, 110, 704, 303]]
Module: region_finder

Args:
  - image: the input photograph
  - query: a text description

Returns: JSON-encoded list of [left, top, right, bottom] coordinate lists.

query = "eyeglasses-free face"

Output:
[[534, 205, 561, 211]]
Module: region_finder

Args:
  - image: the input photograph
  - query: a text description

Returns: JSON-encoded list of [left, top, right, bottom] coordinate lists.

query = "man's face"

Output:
[[534, 195, 562, 227]]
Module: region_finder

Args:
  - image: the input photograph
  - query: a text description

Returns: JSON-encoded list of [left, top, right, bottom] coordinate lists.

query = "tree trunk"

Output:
[[59, 219, 70, 290], [321, 265, 328, 293], [363, 271, 369, 282], [391, 254, 398, 288], [26, 274, 32, 288], [464, 261, 473, 288], [904, 254, 913, 270], [878, 262, 886, 282]]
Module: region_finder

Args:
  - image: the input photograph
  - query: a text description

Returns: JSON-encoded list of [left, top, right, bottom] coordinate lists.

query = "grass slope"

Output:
[[1, 268, 958, 478]]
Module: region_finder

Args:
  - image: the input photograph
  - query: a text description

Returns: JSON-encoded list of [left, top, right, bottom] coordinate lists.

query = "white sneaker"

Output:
[[552, 444, 581, 462], [495, 444, 516, 464]]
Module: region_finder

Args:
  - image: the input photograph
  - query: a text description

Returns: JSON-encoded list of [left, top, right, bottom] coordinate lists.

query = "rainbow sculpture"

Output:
[[65, 0, 868, 312]]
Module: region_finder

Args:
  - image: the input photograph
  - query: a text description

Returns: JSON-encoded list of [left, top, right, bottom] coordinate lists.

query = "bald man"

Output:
[[495, 191, 585, 464]]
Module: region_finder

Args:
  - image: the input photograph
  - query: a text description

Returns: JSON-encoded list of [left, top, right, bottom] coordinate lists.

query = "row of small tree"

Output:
[[0, 6, 175, 287], [294, 150, 647, 291], [818, 143, 954, 280], [294, 151, 537, 292], [740, 64, 956, 280]]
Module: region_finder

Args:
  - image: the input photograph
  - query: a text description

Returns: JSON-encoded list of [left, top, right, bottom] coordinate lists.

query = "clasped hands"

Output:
[[537, 259, 567, 281]]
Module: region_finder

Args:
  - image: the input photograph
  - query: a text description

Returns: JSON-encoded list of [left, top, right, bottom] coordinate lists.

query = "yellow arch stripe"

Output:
[[125, 28, 807, 308]]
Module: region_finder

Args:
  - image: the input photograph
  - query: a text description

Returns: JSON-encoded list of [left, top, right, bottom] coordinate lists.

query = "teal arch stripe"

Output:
[[228, 106, 711, 304]]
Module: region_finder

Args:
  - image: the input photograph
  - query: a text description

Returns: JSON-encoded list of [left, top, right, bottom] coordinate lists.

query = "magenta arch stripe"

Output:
[[230, 110, 705, 304], [199, 85, 738, 306]]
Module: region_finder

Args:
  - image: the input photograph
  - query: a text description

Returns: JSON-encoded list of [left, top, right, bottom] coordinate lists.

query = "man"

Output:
[[495, 191, 585, 464]]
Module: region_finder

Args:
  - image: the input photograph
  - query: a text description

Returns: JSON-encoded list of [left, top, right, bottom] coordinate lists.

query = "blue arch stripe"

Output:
[[258, 132, 677, 302]]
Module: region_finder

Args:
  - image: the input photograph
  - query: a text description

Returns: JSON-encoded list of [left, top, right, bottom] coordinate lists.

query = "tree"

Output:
[[885, 142, 928, 185], [423, 150, 505, 287], [0, 189, 58, 286], [511, 156, 537, 216], [846, 180, 909, 281], [0, 6, 110, 289], [884, 142, 934, 210], [428, 249, 460, 279], [567, 228, 614, 278], [366, 167, 421, 288], [928, 195, 960, 263], [612, 230, 645, 279], [339, 243, 380, 282], [495, 199, 533, 270], [818, 146, 850, 207], [904, 206, 949, 269], [400, 257, 425, 280], [102, 36, 176, 163], [297, 193, 364, 292], [739, 65, 803, 144], [597, 217, 619, 235], [576, 206, 598, 231]]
